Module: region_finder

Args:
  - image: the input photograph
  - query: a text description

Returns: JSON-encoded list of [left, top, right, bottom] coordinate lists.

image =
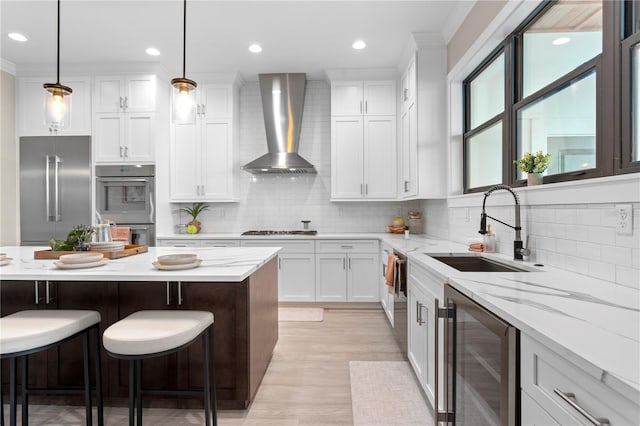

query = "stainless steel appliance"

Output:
[[392, 250, 408, 357], [241, 230, 317, 236], [96, 165, 155, 245], [437, 284, 518, 425], [19, 136, 92, 245]]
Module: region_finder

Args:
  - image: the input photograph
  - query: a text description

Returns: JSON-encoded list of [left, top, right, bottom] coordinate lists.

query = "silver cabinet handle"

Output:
[[418, 302, 425, 325], [382, 264, 386, 276], [120, 146, 124, 158], [201, 104, 206, 116], [360, 184, 363, 195], [404, 88, 408, 101], [124, 96, 128, 110], [45, 281, 51, 304], [343, 258, 346, 270], [201, 185, 205, 196], [365, 184, 368, 195], [278, 258, 281, 269], [348, 258, 351, 269], [166, 281, 171, 305], [553, 389, 610, 426], [53, 155, 61, 221], [416, 301, 420, 324], [124, 146, 129, 158], [365, 100, 368, 114], [178, 281, 183, 305], [119, 96, 124, 109], [360, 100, 363, 114], [196, 104, 201, 115], [34, 281, 39, 304], [341, 245, 353, 249], [404, 180, 409, 192], [45, 156, 52, 221]]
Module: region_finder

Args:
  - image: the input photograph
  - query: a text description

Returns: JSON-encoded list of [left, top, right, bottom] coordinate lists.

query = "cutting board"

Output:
[[34, 244, 148, 260]]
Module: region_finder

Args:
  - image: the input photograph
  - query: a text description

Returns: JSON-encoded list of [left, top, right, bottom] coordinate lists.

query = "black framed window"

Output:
[[462, 0, 638, 193]]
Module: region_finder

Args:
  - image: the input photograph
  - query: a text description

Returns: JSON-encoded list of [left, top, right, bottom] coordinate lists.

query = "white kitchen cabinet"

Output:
[[400, 100, 418, 198], [93, 74, 156, 163], [400, 55, 417, 112], [331, 116, 397, 200], [94, 113, 154, 162], [380, 243, 393, 325], [407, 280, 428, 388], [521, 333, 640, 425], [170, 84, 236, 202], [315, 240, 379, 302], [240, 240, 315, 302], [18, 76, 91, 136], [331, 81, 396, 116], [94, 75, 155, 113]]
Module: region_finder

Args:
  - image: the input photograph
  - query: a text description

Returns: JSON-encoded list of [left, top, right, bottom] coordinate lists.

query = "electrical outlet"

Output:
[[615, 204, 633, 235]]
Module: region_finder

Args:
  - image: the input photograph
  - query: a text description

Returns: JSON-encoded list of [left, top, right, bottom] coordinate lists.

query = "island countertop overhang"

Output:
[[0, 246, 281, 282]]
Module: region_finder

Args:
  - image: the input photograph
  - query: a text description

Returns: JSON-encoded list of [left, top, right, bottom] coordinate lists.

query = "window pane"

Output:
[[634, 43, 640, 161], [523, 0, 602, 97], [470, 53, 505, 129], [466, 122, 502, 188], [517, 71, 596, 178]]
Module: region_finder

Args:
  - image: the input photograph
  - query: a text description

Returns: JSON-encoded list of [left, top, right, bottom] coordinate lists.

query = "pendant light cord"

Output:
[[56, 0, 61, 84], [182, 0, 187, 79]]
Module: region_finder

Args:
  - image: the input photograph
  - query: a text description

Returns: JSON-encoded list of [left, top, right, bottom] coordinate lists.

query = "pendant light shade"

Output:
[[172, 0, 197, 124], [44, 0, 72, 129]]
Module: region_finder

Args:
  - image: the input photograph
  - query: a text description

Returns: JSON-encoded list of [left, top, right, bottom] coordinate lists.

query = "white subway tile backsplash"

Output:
[[615, 233, 640, 249], [555, 208, 577, 224], [615, 265, 640, 290], [576, 208, 601, 226], [588, 260, 616, 282], [587, 226, 617, 246], [601, 245, 633, 267], [575, 241, 602, 261], [555, 239, 577, 255]]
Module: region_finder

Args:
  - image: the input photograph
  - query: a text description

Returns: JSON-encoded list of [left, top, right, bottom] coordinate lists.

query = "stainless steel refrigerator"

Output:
[[20, 136, 92, 246]]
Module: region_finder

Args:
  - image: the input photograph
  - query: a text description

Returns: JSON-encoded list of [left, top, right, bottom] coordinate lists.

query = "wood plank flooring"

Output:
[[3, 307, 407, 426]]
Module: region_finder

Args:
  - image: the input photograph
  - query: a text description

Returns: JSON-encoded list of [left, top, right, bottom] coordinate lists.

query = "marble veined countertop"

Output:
[[0, 246, 280, 282]]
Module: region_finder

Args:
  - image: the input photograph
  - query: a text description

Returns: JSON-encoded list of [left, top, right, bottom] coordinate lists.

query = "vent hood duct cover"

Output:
[[242, 73, 316, 174]]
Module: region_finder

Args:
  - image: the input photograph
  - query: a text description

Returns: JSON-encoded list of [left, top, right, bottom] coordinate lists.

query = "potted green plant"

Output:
[[68, 224, 96, 251], [180, 202, 210, 234], [515, 150, 552, 186]]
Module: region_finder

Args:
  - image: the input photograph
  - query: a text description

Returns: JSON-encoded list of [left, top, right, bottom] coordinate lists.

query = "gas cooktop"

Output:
[[241, 230, 318, 236]]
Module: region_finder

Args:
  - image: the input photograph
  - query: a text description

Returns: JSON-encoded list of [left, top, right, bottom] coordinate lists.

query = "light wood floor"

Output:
[[3, 307, 407, 425]]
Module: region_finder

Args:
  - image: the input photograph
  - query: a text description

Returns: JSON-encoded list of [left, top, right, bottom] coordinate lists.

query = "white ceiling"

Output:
[[1, 1, 472, 81]]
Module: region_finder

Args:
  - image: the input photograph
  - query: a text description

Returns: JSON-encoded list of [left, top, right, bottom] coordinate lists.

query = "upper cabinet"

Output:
[[93, 75, 156, 163], [330, 80, 397, 201], [18, 76, 91, 136], [400, 54, 419, 198], [170, 83, 238, 202], [401, 56, 417, 112], [331, 81, 396, 116]]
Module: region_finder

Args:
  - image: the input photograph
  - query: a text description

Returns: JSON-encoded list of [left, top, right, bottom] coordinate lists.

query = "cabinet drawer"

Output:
[[157, 239, 200, 247], [240, 239, 314, 253], [521, 333, 639, 425], [316, 240, 378, 253], [200, 240, 240, 248]]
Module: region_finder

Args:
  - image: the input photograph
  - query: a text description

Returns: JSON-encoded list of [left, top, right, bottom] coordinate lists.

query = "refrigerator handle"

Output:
[[54, 155, 62, 221], [45, 155, 52, 222], [149, 190, 155, 223]]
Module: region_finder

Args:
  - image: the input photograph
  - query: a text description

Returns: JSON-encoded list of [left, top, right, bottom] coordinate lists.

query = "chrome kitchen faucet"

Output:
[[479, 184, 530, 260]]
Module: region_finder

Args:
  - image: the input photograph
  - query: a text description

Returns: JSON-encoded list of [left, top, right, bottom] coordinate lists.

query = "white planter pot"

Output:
[[527, 173, 543, 186]]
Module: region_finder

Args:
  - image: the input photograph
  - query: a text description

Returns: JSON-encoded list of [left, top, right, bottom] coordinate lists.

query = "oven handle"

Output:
[[96, 177, 151, 184], [149, 190, 155, 223]]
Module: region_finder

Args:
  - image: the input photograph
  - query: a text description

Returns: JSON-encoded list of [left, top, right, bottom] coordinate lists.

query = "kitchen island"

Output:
[[0, 246, 281, 409]]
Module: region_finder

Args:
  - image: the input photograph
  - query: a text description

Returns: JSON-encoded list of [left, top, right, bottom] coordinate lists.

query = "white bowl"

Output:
[[156, 253, 198, 265], [59, 253, 104, 264]]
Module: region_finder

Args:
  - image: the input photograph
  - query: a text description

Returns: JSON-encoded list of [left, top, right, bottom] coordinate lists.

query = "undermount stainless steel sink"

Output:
[[426, 253, 532, 272]]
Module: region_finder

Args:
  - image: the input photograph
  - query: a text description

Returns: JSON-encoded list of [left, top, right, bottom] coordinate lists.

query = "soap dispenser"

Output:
[[483, 224, 495, 253]]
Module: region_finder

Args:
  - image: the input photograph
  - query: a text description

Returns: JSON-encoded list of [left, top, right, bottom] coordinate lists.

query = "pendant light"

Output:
[[43, 0, 72, 129], [171, 0, 197, 124]]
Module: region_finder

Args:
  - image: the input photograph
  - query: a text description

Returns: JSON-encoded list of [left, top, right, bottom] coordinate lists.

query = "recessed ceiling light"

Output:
[[146, 47, 160, 56], [8, 32, 27, 42], [352, 40, 366, 50], [249, 44, 263, 53], [552, 37, 571, 46]]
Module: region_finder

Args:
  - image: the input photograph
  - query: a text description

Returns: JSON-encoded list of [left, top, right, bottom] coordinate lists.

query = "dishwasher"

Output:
[[392, 250, 408, 357]]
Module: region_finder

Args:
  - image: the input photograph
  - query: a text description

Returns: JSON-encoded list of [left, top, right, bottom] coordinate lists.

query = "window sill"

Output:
[[448, 173, 640, 208]]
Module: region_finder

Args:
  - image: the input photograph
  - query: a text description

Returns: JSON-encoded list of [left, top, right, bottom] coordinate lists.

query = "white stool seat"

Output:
[[103, 310, 214, 356], [0, 310, 101, 355]]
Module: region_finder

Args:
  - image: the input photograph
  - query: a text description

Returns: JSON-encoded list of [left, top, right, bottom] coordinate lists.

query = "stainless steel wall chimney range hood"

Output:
[[241, 73, 317, 174]]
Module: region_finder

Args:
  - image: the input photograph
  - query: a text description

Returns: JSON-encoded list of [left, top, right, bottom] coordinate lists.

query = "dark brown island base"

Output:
[[0, 251, 279, 410]]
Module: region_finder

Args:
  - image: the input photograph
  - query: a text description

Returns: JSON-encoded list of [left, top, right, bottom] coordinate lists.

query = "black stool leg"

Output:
[[21, 356, 28, 426], [9, 357, 16, 426], [209, 326, 217, 426], [83, 331, 92, 426], [128, 360, 135, 426], [92, 326, 104, 426], [135, 359, 142, 426], [202, 332, 211, 426]]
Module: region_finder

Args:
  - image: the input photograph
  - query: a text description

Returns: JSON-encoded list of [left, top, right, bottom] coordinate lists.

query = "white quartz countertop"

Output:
[[0, 246, 280, 282]]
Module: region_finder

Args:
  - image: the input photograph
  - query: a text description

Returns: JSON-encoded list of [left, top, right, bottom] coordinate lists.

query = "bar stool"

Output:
[[0, 310, 103, 426], [102, 310, 216, 426]]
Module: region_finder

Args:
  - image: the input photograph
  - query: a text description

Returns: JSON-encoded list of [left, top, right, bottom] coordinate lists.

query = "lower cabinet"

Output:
[[380, 244, 393, 325], [521, 333, 640, 425], [315, 253, 379, 302], [407, 280, 428, 388]]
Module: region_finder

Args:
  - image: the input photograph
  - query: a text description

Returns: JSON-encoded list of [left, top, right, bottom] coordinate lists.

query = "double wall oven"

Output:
[[96, 165, 156, 246], [436, 284, 519, 425]]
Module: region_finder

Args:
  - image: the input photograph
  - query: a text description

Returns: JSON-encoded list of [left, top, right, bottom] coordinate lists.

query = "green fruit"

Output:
[[187, 225, 198, 234]]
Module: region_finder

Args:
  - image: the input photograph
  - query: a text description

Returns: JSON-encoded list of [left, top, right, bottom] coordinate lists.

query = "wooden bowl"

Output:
[[156, 253, 198, 265]]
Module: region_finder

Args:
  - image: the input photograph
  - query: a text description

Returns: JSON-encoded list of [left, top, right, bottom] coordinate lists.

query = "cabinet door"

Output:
[[400, 103, 418, 198], [124, 75, 156, 112], [94, 113, 124, 162], [19, 77, 91, 136], [94, 77, 124, 113], [364, 81, 396, 115], [401, 57, 417, 110], [364, 116, 397, 198], [331, 81, 363, 116], [170, 121, 200, 200], [125, 113, 154, 162], [201, 84, 233, 118], [331, 116, 364, 199], [347, 254, 379, 302], [315, 254, 347, 302], [279, 253, 316, 302], [201, 120, 233, 200], [407, 283, 427, 387], [522, 390, 560, 426]]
